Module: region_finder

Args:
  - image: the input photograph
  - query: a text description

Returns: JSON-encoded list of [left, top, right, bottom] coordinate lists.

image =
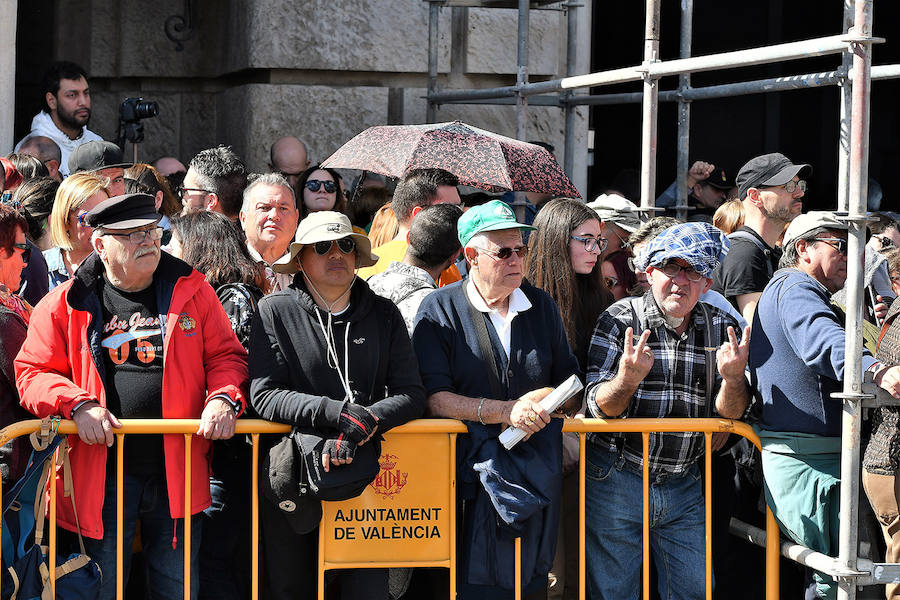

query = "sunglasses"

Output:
[[313, 238, 356, 255], [305, 180, 336, 194], [813, 237, 848, 256], [476, 245, 528, 261], [76, 211, 91, 227], [603, 275, 619, 289], [12, 243, 31, 263]]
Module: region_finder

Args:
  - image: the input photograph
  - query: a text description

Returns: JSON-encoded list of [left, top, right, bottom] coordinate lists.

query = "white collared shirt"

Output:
[[466, 280, 532, 359], [246, 242, 293, 292]]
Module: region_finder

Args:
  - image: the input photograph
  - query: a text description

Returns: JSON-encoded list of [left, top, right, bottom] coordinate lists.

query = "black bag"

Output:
[[261, 429, 382, 535]]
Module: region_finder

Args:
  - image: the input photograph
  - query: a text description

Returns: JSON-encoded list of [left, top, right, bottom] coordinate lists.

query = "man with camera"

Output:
[[14, 61, 104, 177]]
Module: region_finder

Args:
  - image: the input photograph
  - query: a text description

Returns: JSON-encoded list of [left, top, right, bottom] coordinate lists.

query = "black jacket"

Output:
[[248, 276, 425, 434]]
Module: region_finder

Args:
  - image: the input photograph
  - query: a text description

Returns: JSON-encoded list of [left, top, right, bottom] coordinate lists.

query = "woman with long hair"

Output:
[[294, 164, 347, 220], [44, 172, 110, 289], [525, 197, 614, 368], [169, 210, 267, 345]]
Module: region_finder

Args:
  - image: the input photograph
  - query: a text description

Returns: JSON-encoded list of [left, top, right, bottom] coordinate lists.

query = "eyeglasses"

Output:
[[305, 180, 336, 194], [103, 227, 164, 245], [766, 179, 807, 194], [12, 243, 30, 263], [604, 275, 619, 289], [571, 235, 608, 254], [658, 262, 705, 282], [177, 186, 213, 198], [313, 238, 356, 255], [812, 237, 848, 256], [476, 245, 528, 261], [75, 211, 91, 227], [874, 235, 895, 250]]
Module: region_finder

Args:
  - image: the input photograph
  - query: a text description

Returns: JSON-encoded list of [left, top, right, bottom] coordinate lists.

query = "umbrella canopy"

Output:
[[321, 121, 580, 198]]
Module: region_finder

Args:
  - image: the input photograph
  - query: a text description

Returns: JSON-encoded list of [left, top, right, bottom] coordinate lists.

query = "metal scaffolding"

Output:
[[424, 1, 900, 598]]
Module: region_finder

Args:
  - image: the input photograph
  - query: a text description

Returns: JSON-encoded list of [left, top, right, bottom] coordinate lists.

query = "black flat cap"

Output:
[[736, 153, 812, 200], [68, 141, 132, 175], [84, 193, 160, 230]]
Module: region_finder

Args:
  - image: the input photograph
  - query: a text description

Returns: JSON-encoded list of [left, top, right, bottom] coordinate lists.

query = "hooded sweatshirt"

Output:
[[249, 275, 425, 434], [14, 111, 104, 177]]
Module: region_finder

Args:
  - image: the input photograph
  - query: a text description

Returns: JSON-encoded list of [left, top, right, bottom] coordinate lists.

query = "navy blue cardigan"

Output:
[[412, 280, 578, 594]]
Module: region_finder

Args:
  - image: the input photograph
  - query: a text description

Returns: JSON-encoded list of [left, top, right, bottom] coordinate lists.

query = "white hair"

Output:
[[464, 232, 491, 252]]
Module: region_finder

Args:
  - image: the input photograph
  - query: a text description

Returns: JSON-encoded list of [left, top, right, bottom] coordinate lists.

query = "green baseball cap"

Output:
[[457, 200, 536, 247]]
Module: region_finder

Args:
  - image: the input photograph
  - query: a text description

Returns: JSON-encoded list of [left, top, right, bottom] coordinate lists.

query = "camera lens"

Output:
[[135, 101, 159, 119]]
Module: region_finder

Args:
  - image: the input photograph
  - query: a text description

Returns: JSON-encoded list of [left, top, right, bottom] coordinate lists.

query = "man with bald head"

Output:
[[152, 157, 187, 177], [17, 136, 63, 182], [268, 136, 310, 188]]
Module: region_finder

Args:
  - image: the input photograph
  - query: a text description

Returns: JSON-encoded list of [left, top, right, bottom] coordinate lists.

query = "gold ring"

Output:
[[527, 412, 537, 423]]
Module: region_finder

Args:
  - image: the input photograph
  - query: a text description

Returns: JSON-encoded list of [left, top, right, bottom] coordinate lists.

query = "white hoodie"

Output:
[[14, 111, 104, 177]]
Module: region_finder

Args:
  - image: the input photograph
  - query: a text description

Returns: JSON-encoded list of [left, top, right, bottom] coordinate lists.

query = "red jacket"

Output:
[[15, 252, 248, 539]]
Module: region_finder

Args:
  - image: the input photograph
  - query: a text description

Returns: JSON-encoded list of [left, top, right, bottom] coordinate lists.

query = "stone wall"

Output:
[[37, 0, 590, 193]]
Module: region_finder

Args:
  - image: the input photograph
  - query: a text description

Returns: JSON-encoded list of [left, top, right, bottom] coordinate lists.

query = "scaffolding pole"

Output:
[[426, 0, 440, 123], [639, 0, 661, 209], [563, 1, 579, 177], [838, 0, 855, 213], [837, 1, 874, 598], [428, 32, 879, 104], [674, 0, 693, 222], [515, 0, 529, 141]]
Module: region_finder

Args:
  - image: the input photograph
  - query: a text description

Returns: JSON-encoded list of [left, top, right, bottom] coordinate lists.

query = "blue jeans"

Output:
[[80, 471, 202, 600], [585, 447, 708, 600]]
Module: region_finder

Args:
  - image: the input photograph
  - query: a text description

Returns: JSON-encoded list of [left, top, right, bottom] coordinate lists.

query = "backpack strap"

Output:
[[727, 230, 774, 279]]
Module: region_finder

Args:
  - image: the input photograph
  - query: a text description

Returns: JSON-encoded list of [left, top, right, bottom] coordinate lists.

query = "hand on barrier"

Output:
[[72, 401, 122, 446], [322, 435, 356, 472], [197, 398, 237, 440], [716, 325, 751, 381], [619, 327, 654, 385], [338, 402, 379, 445]]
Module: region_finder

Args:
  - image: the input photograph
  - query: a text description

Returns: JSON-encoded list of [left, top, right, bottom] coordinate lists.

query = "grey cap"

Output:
[[782, 211, 847, 248], [586, 193, 642, 233]]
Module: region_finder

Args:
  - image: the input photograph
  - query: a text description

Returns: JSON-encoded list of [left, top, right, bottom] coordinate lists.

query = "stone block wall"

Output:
[[38, 0, 589, 192]]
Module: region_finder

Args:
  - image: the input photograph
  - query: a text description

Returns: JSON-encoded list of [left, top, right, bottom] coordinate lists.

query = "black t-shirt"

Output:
[[98, 276, 165, 475], [711, 226, 781, 308]]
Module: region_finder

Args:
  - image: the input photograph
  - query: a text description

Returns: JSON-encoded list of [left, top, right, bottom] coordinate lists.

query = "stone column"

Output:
[[0, 0, 17, 153]]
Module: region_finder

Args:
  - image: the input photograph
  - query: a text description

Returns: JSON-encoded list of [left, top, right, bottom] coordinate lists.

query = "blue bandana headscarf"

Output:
[[633, 222, 730, 279]]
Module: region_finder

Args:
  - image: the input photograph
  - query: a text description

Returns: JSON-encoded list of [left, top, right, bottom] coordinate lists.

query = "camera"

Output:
[[117, 97, 159, 145], [119, 97, 159, 123]]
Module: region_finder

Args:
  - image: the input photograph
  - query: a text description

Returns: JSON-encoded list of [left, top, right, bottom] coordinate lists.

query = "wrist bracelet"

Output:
[[477, 398, 487, 425]]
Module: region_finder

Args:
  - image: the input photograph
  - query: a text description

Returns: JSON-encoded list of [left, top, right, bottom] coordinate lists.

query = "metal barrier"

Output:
[[0, 417, 779, 599]]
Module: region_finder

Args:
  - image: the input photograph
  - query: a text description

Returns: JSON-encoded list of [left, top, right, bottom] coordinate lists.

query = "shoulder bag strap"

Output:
[[464, 290, 504, 401], [698, 302, 718, 418]]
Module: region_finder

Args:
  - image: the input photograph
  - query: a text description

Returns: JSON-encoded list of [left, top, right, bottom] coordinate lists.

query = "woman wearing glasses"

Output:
[[44, 172, 110, 289], [0, 204, 37, 487], [295, 165, 347, 220], [0, 205, 33, 324], [524, 198, 613, 369]]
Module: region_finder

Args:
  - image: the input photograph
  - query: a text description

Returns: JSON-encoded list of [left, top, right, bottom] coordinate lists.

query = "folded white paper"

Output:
[[498, 374, 584, 450]]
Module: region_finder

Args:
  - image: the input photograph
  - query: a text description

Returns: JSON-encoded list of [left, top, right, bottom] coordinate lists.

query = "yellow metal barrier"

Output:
[[0, 417, 779, 600]]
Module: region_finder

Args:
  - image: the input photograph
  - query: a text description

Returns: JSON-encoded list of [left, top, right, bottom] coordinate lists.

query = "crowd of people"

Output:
[[4, 60, 900, 600]]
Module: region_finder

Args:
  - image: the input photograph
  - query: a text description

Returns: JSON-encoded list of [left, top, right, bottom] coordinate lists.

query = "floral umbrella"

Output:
[[321, 121, 580, 198]]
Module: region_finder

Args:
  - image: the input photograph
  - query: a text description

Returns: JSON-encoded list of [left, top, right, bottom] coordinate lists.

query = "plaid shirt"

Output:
[[585, 293, 741, 477]]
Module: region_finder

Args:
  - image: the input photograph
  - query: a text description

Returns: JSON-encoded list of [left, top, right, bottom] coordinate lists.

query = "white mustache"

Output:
[[134, 247, 159, 259]]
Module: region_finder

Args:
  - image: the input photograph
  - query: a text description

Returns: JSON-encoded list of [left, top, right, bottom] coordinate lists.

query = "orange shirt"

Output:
[[358, 239, 461, 287]]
